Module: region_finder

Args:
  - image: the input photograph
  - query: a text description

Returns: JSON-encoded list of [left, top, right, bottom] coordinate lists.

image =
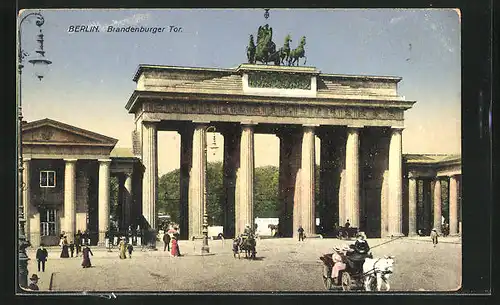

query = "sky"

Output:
[[19, 9, 461, 175]]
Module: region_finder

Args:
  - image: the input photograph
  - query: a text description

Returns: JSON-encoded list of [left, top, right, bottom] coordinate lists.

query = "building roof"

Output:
[[110, 147, 135, 158], [403, 154, 461, 164]]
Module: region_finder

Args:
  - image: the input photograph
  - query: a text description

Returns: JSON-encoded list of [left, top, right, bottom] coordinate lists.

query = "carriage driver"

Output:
[[243, 224, 253, 237], [352, 232, 370, 255]]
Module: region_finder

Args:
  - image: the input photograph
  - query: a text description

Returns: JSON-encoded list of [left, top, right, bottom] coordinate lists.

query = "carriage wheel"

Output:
[[323, 277, 332, 290], [341, 273, 351, 291]]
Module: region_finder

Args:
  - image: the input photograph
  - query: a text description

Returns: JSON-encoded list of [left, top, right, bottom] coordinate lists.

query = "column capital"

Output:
[[347, 125, 364, 129], [22, 157, 32, 162], [64, 158, 78, 163], [408, 171, 418, 179], [142, 119, 161, 124], [98, 159, 112, 164], [240, 121, 258, 126], [391, 126, 405, 131], [192, 120, 211, 124]]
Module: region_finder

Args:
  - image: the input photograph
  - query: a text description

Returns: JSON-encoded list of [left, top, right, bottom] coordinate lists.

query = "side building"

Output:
[[21, 118, 142, 247]]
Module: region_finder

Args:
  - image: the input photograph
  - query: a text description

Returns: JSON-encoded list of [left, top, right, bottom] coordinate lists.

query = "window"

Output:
[[40, 209, 57, 236], [40, 171, 56, 188]]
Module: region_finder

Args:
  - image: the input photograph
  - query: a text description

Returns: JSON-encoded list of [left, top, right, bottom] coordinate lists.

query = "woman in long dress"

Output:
[[119, 237, 127, 259], [171, 236, 179, 257], [81, 244, 93, 268], [60, 236, 69, 258]]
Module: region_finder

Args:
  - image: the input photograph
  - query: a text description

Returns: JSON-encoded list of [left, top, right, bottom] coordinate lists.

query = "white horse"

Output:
[[363, 256, 395, 291]]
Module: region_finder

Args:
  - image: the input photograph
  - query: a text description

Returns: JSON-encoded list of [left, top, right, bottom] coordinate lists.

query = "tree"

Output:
[[254, 166, 280, 217], [158, 168, 181, 224]]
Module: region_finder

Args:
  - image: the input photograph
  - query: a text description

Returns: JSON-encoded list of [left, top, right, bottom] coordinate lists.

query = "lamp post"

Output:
[[17, 11, 52, 289], [201, 126, 218, 254]]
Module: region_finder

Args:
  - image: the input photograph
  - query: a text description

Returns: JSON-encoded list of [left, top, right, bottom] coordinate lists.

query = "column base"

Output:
[[386, 233, 405, 238], [408, 232, 418, 237], [29, 232, 41, 248], [98, 232, 106, 246]]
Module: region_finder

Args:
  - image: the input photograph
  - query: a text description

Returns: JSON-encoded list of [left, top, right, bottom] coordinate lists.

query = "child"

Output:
[[430, 228, 439, 247], [127, 243, 134, 258]]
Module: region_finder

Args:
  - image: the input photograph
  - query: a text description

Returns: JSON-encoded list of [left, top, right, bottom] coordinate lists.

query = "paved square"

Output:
[[26, 236, 461, 292]]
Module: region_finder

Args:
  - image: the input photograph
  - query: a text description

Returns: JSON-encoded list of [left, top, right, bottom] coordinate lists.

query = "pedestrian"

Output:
[[74, 230, 82, 256], [298, 225, 305, 241], [431, 228, 439, 247], [119, 237, 127, 259], [81, 243, 93, 268], [163, 232, 171, 252], [59, 236, 69, 258], [173, 227, 181, 255], [136, 225, 142, 246], [171, 236, 180, 257], [27, 274, 39, 291], [36, 244, 48, 272], [127, 242, 134, 258], [69, 240, 75, 257]]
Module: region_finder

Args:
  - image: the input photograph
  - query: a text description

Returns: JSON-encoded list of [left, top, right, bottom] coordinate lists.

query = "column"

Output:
[[278, 132, 292, 237], [345, 126, 360, 227], [64, 159, 77, 243], [449, 175, 458, 236], [222, 127, 239, 238], [189, 123, 206, 239], [98, 159, 111, 245], [408, 174, 418, 236], [236, 123, 255, 235], [23, 158, 37, 246], [179, 127, 193, 239], [142, 121, 158, 230], [433, 178, 442, 234], [117, 174, 125, 230], [124, 172, 133, 229], [301, 125, 316, 237], [388, 127, 403, 236]]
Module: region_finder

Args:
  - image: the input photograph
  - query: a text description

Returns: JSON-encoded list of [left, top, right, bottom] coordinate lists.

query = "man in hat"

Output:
[[430, 228, 439, 247], [353, 232, 370, 255], [36, 244, 48, 272], [298, 225, 305, 242], [28, 274, 39, 290], [163, 231, 171, 252]]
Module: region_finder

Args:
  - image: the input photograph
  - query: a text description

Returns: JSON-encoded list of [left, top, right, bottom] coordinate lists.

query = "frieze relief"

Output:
[[146, 101, 403, 121]]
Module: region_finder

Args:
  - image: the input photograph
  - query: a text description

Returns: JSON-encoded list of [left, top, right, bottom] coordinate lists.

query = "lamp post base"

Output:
[[201, 236, 210, 254]]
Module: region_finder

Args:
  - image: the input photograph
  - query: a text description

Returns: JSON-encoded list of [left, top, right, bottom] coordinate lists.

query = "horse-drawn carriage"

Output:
[[336, 226, 359, 240], [320, 251, 375, 291], [233, 234, 257, 259]]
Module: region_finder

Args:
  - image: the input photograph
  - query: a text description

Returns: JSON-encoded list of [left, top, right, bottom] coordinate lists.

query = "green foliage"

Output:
[[109, 176, 119, 221], [254, 166, 280, 217], [157, 163, 285, 224], [158, 169, 181, 224]]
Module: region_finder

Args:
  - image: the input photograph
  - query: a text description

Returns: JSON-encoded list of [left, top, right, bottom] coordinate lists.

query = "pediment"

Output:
[[22, 118, 118, 146]]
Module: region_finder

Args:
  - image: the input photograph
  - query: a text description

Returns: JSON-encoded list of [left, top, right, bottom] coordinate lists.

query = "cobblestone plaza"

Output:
[[27, 237, 461, 292]]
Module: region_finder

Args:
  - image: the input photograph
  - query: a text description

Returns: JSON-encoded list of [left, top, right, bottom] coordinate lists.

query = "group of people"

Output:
[[162, 227, 181, 257], [56, 232, 94, 268], [118, 236, 135, 259]]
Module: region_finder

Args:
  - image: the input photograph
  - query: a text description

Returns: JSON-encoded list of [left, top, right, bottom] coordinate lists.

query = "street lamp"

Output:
[[201, 126, 218, 254], [17, 11, 52, 289]]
